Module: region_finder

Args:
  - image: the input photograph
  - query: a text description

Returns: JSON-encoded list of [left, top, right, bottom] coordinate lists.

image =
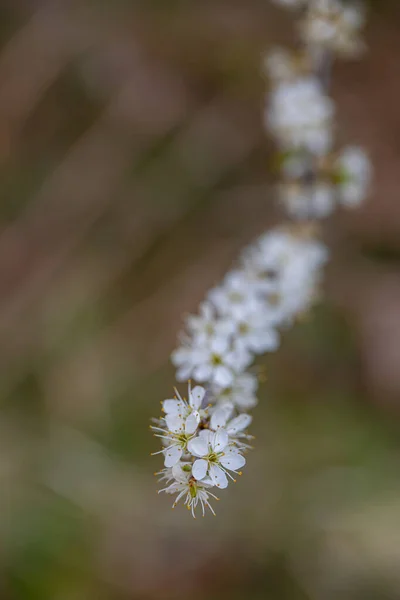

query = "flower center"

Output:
[[239, 322, 249, 334], [205, 323, 215, 336], [267, 292, 281, 306], [211, 353, 223, 366], [176, 433, 191, 448], [229, 292, 243, 303], [207, 452, 219, 464]]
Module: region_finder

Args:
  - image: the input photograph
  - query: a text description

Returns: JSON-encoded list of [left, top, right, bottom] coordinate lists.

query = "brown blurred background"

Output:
[[0, 0, 400, 598]]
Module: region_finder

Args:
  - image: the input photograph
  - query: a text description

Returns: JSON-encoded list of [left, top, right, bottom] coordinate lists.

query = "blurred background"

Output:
[[0, 0, 400, 598]]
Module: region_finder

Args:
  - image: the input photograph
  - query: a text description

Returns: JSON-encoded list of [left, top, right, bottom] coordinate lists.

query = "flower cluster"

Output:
[[152, 227, 327, 516], [151, 0, 370, 517], [265, 4, 371, 219]]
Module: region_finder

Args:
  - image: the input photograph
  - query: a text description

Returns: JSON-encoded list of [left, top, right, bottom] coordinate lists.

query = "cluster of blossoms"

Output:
[[267, 1, 371, 219], [151, 0, 370, 517]]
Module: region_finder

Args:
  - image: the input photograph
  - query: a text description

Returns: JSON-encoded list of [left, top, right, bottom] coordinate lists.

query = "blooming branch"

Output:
[[151, 0, 371, 517]]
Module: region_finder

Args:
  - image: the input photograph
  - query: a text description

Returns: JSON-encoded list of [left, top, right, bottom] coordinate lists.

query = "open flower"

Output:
[[266, 76, 334, 155], [234, 307, 280, 356], [207, 270, 262, 321], [152, 384, 206, 467], [159, 463, 219, 518], [184, 301, 236, 345], [172, 336, 252, 389], [211, 373, 259, 411], [162, 383, 206, 436], [300, 0, 365, 58], [335, 146, 371, 208], [188, 429, 246, 489]]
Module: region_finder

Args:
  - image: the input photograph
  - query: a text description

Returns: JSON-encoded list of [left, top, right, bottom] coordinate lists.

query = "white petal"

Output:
[[212, 428, 229, 452], [170, 347, 189, 366], [165, 414, 185, 434], [201, 476, 214, 487], [164, 445, 183, 467], [193, 364, 213, 382], [187, 435, 209, 458], [162, 399, 185, 415], [227, 414, 252, 435], [220, 449, 246, 470], [185, 412, 200, 435], [192, 459, 208, 481], [210, 337, 229, 355], [209, 464, 228, 489], [189, 385, 206, 410], [213, 365, 233, 388], [176, 365, 193, 381], [210, 407, 229, 430], [172, 463, 190, 482]]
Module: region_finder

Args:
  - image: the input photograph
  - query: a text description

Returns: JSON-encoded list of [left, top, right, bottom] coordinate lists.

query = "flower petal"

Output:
[[213, 365, 233, 388], [176, 365, 193, 381], [227, 414, 252, 435], [187, 435, 209, 458], [192, 459, 208, 481], [189, 385, 206, 410], [164, 445, 183, 467], [172, 463, 190, 483], [198, 429, 213, 443], [193, 364, 213, 382], [210, 407, 229, 430], [209, 464, 228, 489], [185, 412, 200, 435], [212, 428, 229, 452], [220, 449, 246, 470], [163, 399, 185, 415], [165, 414, 185, 434]]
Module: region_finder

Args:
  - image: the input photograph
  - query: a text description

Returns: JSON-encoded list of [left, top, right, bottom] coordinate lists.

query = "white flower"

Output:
[[188, 429, 246, 489], [172, 336, 252, 388], [301, 0, 365, 58], [234, 307, 280, 355], [210, 403, 252, 436], [241, 228, 328, 325], [279, 181, 335, 219], [335, 146, 371, 208], [159, 463, 219, 518], [266, 77, 334, 155], [162, 383, 206, 435], [207, 270, 262, 321], [184, 301, 236, 344], [211, 373, 259, 411], [151, 384, 206, 467]]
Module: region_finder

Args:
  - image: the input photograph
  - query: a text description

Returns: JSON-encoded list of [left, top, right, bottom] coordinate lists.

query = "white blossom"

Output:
[[151, 384, 206, 467], [335, 146, 371, 207], [162, 383, 206, 435], [266, 77, 334, 155], [301, 0, 365, 58], [241, 228, 328, 324], [210, 404, 253, 443], [234, 306, 280, 355], [172, 336, 252, 389], [184, 301, 236, 344], [207, 270, 263, 321], [188, 429, 246, 489], [158, 463, 219, 518], [279, 181, 335, 219], [211, 373, 259, 411]]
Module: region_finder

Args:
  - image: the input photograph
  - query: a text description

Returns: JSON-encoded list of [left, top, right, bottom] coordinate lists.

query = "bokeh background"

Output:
[[1, 0, 400, 598]]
